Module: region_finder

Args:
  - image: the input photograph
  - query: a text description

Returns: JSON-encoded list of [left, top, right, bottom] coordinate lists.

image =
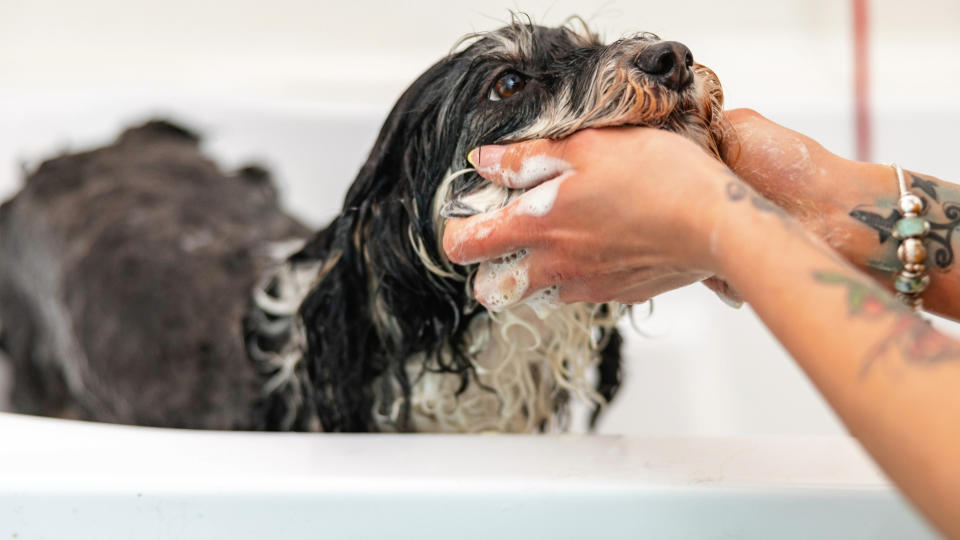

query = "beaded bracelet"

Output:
[[890, 163, 930, 311]]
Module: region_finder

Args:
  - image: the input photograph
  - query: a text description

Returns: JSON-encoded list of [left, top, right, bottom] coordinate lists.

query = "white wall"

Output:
[[7, 0, 855, 105], [3, 0, 958, 169]]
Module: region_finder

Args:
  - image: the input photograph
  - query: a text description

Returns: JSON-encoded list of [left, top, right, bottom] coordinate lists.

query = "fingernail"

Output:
[[467, 148, 479, 168], [713, 290, 744, 309]]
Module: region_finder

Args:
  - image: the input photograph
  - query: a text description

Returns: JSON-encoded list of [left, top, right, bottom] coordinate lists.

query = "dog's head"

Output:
[[253, 18, 724, 432]]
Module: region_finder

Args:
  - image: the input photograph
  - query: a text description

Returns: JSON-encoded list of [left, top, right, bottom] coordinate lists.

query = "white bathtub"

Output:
[[0, 91, 948, 538], [0, 412, 940, 539]]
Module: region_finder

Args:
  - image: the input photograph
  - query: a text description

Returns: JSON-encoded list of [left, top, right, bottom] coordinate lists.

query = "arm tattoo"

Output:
[[724, 171, 789, 219], [813, 270, 960, 377], [850, 172, 960, 270], [910, 172, 938, 201]]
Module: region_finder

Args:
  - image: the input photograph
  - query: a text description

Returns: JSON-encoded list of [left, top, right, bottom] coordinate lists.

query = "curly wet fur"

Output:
[[249, 17, 724, 432]]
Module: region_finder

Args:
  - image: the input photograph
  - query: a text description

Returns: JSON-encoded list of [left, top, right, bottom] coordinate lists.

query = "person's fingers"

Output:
[[557, 268, 710, 305], [444, 210, 524, 265], [472, 247, 579, 310], [443, 174, 573, 264], [701, 276, 744, 308], [471, 247, 712, 311], [473, 248, 536, 311], [468, 138, 575, 189]]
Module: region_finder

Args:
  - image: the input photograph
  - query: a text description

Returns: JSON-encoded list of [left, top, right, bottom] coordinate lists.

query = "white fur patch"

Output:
[[248, 239, 322, 429], [372, 301, 621, 433]]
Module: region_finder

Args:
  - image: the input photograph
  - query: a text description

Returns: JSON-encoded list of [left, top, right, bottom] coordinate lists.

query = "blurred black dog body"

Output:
[[0, 19, 723, 432]]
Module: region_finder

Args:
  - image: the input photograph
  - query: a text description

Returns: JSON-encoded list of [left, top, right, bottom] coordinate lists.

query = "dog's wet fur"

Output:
[[0, 18, 723, 432]]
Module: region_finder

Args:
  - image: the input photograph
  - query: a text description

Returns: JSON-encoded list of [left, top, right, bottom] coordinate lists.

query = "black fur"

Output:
[[287, 23, 626, 432], [0, 121, 309, 427]]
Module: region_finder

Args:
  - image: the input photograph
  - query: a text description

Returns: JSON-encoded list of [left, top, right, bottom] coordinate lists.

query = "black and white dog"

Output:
[[0, 19, 724, 432]]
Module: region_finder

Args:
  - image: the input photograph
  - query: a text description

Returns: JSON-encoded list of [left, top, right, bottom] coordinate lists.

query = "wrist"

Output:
[[830, 161, 906, 276], [707, 179, 818, 282], [680, 168, 752, 274]]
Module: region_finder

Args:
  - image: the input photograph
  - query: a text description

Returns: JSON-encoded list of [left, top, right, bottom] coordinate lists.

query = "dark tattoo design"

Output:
[[813, 270, 960, 376], [928, 206, 960, 268], [849, 174, 960, 269], [725, 176, 788, 218], [910, 172, 938, 202], [849, 208, 900, 244]]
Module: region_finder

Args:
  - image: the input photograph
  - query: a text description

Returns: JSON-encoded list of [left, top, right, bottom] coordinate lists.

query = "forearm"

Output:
[[727, 124, 960, 320], [713, 183, 960, 539], [722, 110, 960, 320], [838, 162, 960, 320]]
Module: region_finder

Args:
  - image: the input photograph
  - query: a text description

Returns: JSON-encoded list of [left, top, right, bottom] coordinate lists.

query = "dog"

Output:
[[0, 17, 724, 432]]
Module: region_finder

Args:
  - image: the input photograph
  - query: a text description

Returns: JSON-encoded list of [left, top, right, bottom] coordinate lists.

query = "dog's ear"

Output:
[[295, 210, 388, 432], [297, 57, 482, 432]]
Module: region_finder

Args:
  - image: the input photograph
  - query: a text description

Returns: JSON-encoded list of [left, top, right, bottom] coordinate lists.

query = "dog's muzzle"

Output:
[[635, 40, 694, 91]]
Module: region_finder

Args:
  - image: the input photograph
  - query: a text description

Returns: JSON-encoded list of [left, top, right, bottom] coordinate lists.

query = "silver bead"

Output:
[[904, 263, 926, 273], [898, 193, 924, 215], [898, 238, 927, 264]]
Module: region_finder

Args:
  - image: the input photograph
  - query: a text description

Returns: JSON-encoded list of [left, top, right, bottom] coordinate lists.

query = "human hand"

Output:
[[721, 108, 890, 255], [442, 127, 735, 310]]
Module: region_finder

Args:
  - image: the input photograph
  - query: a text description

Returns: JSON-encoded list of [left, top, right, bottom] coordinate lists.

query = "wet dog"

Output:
[[0, 18, 724, 432]]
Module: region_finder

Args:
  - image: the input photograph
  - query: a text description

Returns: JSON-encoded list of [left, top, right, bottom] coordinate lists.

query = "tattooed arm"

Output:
[[712, 184, 960, 540], [443, 127, 960, 539], [723, 108, 960, 320]]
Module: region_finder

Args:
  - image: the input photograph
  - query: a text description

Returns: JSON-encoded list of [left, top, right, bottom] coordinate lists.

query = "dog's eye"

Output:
[[489, 72, 526, 101]]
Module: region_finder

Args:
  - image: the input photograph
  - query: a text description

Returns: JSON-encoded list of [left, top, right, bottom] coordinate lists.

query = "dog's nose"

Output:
[[635, 41, 694, 91]]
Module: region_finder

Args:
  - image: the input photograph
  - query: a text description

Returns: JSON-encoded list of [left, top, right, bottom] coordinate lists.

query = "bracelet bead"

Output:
[[898, 193, 924, 215], [894, 273, 930, 295], [897, 238, 926, 264], [889, 163, 930, 312], [892, 215, 930, 239]]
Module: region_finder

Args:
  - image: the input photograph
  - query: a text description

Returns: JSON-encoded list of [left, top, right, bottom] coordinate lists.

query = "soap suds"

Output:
[[516, 171, 571, 217], [474, 249, 530, 311], [479, 154, 571, 189], [525, 285, 562, 319], [446, 212, 499, 265]]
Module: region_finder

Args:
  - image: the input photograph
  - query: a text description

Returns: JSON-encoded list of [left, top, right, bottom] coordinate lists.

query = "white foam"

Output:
[[474, 249, 530, 311], [479, 154, 571, 190], [515, 171, 571, 217], [446, 212, 498, 265], [524, 285, 563, 319]]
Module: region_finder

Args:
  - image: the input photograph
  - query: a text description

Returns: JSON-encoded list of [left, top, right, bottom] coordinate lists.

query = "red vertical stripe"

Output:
[[853, 0, 872, 162]]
